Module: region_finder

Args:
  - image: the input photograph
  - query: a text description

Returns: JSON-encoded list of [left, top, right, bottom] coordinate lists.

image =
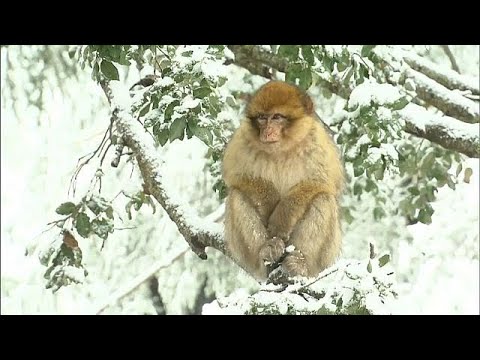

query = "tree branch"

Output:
[[440, 45, 461, 74], [227, 45, 480, 158], [95, 246, 189, 314], [99, 80, 225, 260], [404, 51, 478, 96], [401, 103, 480, 158], [405, 68, 479, 124]]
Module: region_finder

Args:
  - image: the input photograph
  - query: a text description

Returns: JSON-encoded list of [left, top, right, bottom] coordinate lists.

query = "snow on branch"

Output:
[[405, 68, 479, 124], [401, 103, 480, 158], [404, 52, 479, 96], [227, 45, 479, 158], [115, 108, 225, 257], [100, 81, 225, 260]]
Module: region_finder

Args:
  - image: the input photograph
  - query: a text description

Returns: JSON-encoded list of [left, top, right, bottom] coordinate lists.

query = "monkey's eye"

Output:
[[272, 113, 284, 121], [257, 114, 268, 122]]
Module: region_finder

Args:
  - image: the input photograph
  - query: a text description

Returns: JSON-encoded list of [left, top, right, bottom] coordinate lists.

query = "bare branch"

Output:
[[440, 45, 461, 74]]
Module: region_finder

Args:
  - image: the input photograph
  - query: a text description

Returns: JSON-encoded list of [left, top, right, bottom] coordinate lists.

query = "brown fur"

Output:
[[223, 80, 344, 280]]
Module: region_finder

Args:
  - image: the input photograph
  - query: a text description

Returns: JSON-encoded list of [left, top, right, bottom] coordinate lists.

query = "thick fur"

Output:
[[223, 81, 344, 280]]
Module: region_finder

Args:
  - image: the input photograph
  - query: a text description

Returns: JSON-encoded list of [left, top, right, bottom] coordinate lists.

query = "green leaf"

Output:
[[68, 48, 77, 59], [56, 202, 76, 216], [323, 57, 334, 73], [361, 45, 376, 58], [446, 175, 456, 190], [464, 167, 473, 183], [217, 76, 227, 87], [285, 63, 303, 84], [342, 66, 354, 85], [169, 117, 186, 142], [193, 86, 212, 99], [343, 208, 354, 224], [301, 45, 315, 66], [91, 62, 100, 81], [75, 213, 91, 238], [100, 60, 119, 81], [105, 206, 114, 219], [322, 87, 333, 99], [139, 103, 151, 117], [373, 206, 386, 220], [455, 163, 463, 177], [391, 97, 409, 110], [374, 167, 385, 180], [226, 96, 236, 107], [417, 205, 434, 224], [353, 164, 364, 177], [422, 151, 436, 170], [408, 186, 420, 196], [164, 99, 180, 121], [193, 127, 213, 146], [367, 261, 372, 273], [364, 179, 377, 192], [378, 254, 390, 267], [186, 117, 198, 138], [154, 125, 169, 146], [353, 182, 363, 196], [278, 45, 299, 59], [91, 219, 114, 240], [298, 68, 313, 91]]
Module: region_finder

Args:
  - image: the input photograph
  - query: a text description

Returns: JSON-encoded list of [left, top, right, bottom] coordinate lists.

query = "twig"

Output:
[[440, 45, 460, 73], [95, 247, 189, 314], [295, 268, 340, 292]]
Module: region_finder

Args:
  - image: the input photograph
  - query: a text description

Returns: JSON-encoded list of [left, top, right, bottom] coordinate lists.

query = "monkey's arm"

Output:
[[268, 181, 335, 240], [230, 177, 280, 225]]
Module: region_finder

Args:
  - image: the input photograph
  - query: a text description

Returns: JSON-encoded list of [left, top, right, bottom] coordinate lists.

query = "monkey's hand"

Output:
[[281, 250, 308, 278], [259, 236, 285, 264]]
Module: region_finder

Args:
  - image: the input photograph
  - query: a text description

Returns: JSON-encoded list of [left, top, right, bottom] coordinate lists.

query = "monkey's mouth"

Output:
[[261, 139, 280, 144]]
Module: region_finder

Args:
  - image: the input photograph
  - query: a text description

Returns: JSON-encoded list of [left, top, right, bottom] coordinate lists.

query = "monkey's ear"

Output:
[[302, 94, 314, 115]]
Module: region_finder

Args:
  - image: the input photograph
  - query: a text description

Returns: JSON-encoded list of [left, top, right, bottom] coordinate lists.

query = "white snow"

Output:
[[401, 103, 480, 143], [348, 81, 403, 109]]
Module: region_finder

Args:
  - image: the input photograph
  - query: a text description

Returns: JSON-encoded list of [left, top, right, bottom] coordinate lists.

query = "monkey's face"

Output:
[[253, 113, 289, 144]]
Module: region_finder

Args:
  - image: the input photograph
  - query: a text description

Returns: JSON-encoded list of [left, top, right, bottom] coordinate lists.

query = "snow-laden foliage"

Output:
[[204, 251, 397, 315], [1, 45, 478, 315]]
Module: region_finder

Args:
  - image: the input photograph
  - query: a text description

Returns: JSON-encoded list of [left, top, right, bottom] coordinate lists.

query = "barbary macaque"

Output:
[[222, 80, 344, 280]]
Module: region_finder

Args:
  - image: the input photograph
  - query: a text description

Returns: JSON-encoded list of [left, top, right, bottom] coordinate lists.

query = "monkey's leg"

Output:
[[282, 193, 341, 278], [225, 189, 279, 280]]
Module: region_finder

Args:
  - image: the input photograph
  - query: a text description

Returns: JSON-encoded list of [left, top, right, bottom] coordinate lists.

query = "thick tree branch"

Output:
[[404, 51, 478, 96], [228, 45, 480, 158], [405, 68, 479, 124], [401, 104, 480, 158]]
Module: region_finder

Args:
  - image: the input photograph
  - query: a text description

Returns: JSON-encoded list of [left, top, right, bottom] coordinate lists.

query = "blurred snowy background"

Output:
[[1, 45, 478, 314]]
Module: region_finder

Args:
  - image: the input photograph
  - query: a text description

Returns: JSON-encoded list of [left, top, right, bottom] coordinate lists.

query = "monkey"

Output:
[[222, 80, 344, 281]]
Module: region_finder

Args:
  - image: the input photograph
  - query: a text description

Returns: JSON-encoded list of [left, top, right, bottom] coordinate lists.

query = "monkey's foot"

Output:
[[259, 237, 286, 263], [281, 251, 308, 277]]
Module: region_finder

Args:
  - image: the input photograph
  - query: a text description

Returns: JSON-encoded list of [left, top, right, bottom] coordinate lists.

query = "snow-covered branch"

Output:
[[405, 68, 479, 124], [403, 52, 479, 96], [100, 81, 225, 260], [401, 103, 480, 158], [228, 45, 480, 158], [114, 108, 225, 257]]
